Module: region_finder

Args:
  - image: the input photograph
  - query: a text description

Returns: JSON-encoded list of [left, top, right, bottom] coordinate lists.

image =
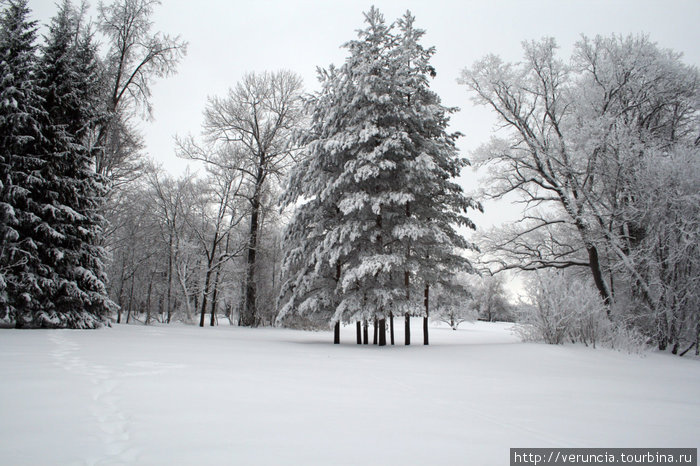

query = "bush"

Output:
[[515, 271, 649, 353]]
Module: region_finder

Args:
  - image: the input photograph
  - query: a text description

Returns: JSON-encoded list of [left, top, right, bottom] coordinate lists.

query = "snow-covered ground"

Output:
[[1, 321, 699, 465]]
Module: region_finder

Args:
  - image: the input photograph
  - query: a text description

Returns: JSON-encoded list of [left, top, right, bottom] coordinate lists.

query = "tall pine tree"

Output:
[[391, 12, 481, 344], [277, 66, 347, 332], [0, 0, 48, 326], [1, 0, 112, 328], [279, 8, 480, 345], [32, 0, 113, 328]]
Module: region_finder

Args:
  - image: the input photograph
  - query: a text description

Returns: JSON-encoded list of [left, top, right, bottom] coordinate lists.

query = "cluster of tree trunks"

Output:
[[334, 310, 430, 346]]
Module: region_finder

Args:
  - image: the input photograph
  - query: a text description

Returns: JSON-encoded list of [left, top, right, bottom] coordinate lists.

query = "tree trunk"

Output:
[[389, 312, 394, 345], [209, 281, 220, 327], [116, 262, 126, 324], [404, 203, 411, 346], [126, 275, 135, 324], [423, 284, 430, 345], [199, 267, 214, 328], [210, 258, 225, 327], [657, 313, 669, 351], [157, 295, 164, 323], [241, 177, 263, 327], [166, 235, 174, 324], [356, 322, 362, 344], [238, 281, 245, 326], [145, 274, 154, 325], [679, 341, 696, 357], [586, 245, 612, 313], [378, 318, 387, 346], [332, 263, 342, 343], [363, 319, 368, 345], [670, 312, 681, 355], [405, 313, 411, 345], [373, 317, 378, 345], [176, 264, 193, 323]]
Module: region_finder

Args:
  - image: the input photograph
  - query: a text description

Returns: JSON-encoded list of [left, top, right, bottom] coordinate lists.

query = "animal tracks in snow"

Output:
[[123, 361, 186, 377], [48, 331, 185, 465]]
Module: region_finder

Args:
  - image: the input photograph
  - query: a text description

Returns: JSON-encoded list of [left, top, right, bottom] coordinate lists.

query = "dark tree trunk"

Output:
[[404, 203, 411, 346], [199, 266, 214, 328], [116, 264, 126, 324], [209, 286, 219, 327], [679, 341, 696, 357], [586, 245, 612, 314], [126, 275, 135, 324], [363, 319, 368, 345], [373, 317, 378, 345], [378, 318, 387, 346], [166, 235, 173, 324], [145, 275, 154, 325], [241, 181, 263, 327], [210, 231, 232, 327], [405, 313, 411, 345], [238, 281, 245, 326], [657, 314, 668, 351], [332, 263, 342, 344], [670, 314, 680, 355], [356, 321, 362, 344], [210, 261, 225, 327], [423, 284, 430, 345], [158, 295, 164, 323], [389, 312, 394, 345]]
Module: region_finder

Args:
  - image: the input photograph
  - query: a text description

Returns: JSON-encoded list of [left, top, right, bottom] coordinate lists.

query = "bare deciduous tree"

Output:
[[461, 34, 699, 351], [96, 0, 187, 185], [146, 168, 196, 323], [460, 38, 614, 304], [191, 70, 304, 327], [472, 275, 513, 323]]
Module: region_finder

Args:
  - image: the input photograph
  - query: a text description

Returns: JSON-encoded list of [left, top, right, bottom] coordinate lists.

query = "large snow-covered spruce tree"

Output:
[[0, 0, 48, 326], [1, 0, 113, 328], [31, 1, 114, 328], [279, 8, 480, 345]]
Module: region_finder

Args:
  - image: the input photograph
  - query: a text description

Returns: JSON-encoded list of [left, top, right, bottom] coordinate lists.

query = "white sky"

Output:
[[27, 0, 700, 228]]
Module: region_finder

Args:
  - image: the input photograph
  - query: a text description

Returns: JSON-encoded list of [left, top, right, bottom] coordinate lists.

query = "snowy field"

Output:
[[1, 321, 699, 465]]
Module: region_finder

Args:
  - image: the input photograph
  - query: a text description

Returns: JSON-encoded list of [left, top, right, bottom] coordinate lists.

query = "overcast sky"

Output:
[[26, 0, 700, 227]]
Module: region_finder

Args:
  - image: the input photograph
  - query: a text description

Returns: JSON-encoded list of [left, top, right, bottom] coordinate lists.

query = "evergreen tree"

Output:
[[0, 0, 48, 326], [276, 68, 348, 331], [279, 8, 480, 345], [32, 0, 113, 328], [390, 12, 481, 344], [279, 9, 396, 339]]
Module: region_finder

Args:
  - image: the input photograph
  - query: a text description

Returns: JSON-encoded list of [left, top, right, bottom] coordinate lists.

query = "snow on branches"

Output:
[[278, 8, 481, 344]]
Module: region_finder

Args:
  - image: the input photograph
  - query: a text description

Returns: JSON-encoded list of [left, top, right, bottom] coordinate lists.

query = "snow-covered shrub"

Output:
[[606, 320, 649, 354], [33, 309, 105, 329], [431, 281, 476, 330], [472, 275, 515, 322], [514, 271, 587, 344], [515, 270, 650, 353]]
